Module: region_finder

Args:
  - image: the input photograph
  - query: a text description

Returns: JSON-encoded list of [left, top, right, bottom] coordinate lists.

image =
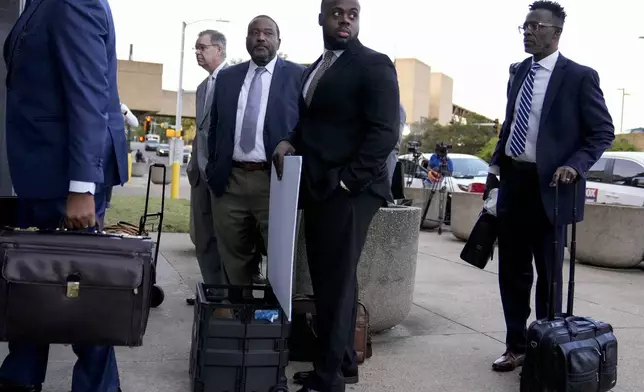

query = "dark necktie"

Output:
[[305, 51, 335, 106]]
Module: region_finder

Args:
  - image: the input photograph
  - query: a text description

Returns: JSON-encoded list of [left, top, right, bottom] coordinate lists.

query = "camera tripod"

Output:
[[420, 158, 453, 235]]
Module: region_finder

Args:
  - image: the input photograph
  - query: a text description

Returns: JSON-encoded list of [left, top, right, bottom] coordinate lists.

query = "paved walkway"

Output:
[[0, 231, 642, 391]]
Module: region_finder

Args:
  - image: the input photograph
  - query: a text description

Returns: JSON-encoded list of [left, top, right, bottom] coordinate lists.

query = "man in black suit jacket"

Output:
[[273, 1, 399, 391]]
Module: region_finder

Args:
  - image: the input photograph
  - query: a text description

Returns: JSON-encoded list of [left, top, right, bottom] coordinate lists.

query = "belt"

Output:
[[232, 161, 269, 171], [510, 159, 537, 171]]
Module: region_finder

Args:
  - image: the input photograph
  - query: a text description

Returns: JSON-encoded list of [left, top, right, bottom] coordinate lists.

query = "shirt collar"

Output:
[[249, 55, 278, 75], [324, 48, 344, 59], [210, 61, 227, 80], [533, 50, 559, 72]]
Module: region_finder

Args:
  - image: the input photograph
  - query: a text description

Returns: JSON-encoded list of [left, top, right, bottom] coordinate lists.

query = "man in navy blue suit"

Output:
[[484, 1, 615, 372], [206, 15, 304, 287], [1, 0, 126, 390]]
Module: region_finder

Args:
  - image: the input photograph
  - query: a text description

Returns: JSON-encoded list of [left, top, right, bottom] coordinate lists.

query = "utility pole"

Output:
[[618, 88, 629, 132], [172, 18, 229, 199]]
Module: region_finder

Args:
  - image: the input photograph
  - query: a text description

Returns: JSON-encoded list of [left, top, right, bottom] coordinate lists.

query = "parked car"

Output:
[[183, 146, 192, 164], [398, 153, 490, 192], [585, 151, 644, 206], [156, 144, 169, 156], [145, 139, 159, 151]]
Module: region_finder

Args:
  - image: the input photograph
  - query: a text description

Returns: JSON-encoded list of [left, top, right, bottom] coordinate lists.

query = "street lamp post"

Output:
[[171, 18, 229, 200], [618, 88, 629, 133]]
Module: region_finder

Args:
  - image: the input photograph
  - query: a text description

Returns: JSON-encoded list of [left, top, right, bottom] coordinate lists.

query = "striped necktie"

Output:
[[509, 62, 541, 157]]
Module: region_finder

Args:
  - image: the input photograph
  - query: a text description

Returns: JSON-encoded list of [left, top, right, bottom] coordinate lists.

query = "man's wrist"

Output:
[[69, 181, 96, 195]]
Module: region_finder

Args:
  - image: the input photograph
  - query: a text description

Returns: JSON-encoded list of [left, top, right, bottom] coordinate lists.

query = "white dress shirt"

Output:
[[489, 50, 559, 175], [302, 49, 345, 98], [205, 61, 226, 111], [232, 56, 278, 162]]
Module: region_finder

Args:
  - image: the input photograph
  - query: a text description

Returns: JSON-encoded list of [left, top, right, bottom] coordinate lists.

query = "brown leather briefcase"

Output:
[[0, 228, 154, 347], [288, 294, 373, 364]]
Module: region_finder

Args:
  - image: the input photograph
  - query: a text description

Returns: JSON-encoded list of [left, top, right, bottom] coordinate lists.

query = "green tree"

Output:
[[477, 137, 499, 162], [608, 137, 638, 152], [403, 116, 497, 157]]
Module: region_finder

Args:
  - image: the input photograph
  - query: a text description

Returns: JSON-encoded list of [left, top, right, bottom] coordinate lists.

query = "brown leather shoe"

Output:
[[492, 351, 525, 372]]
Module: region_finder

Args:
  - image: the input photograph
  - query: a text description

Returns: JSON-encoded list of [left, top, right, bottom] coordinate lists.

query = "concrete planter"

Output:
[[131, 162, 147, 178], [569, 203, 644, 268], [450, 192, 484, 241], [150, 164, 171, 185], [404, 187, 447, 230], [294, 205, 421, 332]]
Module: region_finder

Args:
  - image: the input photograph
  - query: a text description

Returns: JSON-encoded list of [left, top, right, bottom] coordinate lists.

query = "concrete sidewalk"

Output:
[[0, 231, 642, 391]]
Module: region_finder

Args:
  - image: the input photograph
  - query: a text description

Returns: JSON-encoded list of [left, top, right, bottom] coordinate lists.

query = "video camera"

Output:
[[435, 142, 452, 158], [407, 140, 421, 154]]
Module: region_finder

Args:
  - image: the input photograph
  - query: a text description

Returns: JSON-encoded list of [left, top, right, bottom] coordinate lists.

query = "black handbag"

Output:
[[460, 210, 497, 269], [520, 183, 618, 392]]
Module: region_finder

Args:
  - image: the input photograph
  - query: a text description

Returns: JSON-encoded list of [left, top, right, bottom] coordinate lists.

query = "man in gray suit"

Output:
[[186, 29, 228, 305], [385, 104, 406, 203]]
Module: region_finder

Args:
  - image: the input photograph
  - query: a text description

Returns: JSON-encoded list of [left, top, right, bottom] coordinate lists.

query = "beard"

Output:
[[323, 32, 351, 50]]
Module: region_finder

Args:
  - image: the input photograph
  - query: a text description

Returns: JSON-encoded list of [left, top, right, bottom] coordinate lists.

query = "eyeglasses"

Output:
[[518, 22, 561, 34], [193, 44, 219, 52]]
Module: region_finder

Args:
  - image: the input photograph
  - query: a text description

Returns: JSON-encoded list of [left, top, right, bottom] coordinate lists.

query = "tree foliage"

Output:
[[402, 116, 498, 158], [608, 137, 638, 152]]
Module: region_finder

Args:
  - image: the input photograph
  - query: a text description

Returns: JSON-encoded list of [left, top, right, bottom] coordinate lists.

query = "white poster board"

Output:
[[267, 156, 302, 321]]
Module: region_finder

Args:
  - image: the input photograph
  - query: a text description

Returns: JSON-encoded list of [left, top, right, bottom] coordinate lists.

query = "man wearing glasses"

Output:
[[186, 30, 230, 306], [484, 0, 614, 372]]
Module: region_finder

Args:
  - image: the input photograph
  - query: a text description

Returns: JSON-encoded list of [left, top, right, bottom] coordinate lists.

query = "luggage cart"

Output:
[[138, 163, 167, 308]]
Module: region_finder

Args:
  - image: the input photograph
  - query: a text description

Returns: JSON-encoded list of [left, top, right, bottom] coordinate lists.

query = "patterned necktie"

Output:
[[239, 67, 266, 153], [509, 62, 541, 157], [305, 51, 335, 106]]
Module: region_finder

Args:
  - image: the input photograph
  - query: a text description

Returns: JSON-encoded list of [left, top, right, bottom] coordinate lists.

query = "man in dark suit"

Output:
[[484, 1, 614, 372], [185, 29, 228, 306], [207, 15, 304, 287], [272, 1, 400, 391], [0, 0, 125, 391]]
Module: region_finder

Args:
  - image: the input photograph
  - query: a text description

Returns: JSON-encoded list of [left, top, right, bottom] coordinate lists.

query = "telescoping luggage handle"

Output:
[[547, 181, 578, 321]]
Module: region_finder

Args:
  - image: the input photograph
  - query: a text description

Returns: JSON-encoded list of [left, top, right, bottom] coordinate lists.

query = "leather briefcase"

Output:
[[459, 210, 498, 270], [289, 294, 372, 364], [0, 228, 154, 347]]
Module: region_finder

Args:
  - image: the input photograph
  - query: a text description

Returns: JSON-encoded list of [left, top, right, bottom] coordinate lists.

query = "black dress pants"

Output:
[[303, 188, 382, 392], [497, 161, 565, 354]]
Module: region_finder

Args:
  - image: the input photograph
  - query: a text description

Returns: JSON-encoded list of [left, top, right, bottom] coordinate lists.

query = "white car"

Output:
[[398, 153, 490, 192], [585, 151, 644, 207]]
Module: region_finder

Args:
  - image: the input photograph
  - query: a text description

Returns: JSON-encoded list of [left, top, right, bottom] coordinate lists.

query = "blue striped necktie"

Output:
[[509, 62, 541, 157]]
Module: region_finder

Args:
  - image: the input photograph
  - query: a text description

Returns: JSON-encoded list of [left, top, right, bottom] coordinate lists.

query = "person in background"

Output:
[[1, 0, 126, 390], [385, 104, 405, 203], [104, 103, 139, 209], [206, 16, 304, 289], [185, 29, 229, 306], [484, 0, 614, 372]]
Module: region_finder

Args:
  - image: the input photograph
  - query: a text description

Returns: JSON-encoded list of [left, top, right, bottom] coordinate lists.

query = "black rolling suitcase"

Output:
[[520, 183, 618, 392]]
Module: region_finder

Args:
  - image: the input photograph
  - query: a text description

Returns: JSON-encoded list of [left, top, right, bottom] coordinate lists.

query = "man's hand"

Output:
[[272, 141, 295, 180], [550, 166, 578, 187], [65, 192, 96, 229], [483, 173, 500, 200]]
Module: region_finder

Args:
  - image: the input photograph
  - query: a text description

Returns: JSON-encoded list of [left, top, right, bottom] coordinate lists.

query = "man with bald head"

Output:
[[206, 15, 305, 288], [272, 0, 400, 391]]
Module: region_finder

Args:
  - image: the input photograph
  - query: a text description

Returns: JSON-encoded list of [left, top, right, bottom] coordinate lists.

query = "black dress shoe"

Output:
[[0, 379, 42, 392], [186, 297, 195, 306], [293, 370, 358, 385]]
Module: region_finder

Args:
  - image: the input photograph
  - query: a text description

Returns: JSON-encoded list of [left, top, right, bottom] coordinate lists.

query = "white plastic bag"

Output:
[[484, 188, 498, 217]]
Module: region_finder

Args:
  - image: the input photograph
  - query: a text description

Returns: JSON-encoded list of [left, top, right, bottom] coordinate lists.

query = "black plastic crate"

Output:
[[189, 283, 290, 392]]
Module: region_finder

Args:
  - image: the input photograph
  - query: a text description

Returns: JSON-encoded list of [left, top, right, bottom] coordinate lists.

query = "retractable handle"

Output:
[[547, 181, 579, 321]]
